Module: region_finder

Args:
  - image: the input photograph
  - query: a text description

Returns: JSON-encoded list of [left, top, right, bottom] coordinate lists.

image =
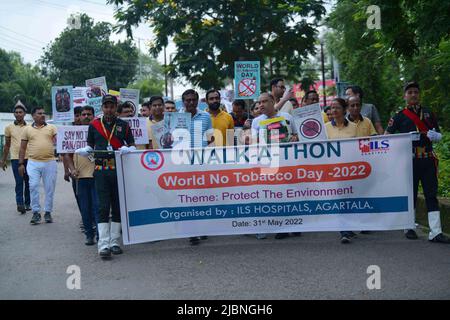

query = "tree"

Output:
[[129, 54, 165, 99], [40, 13, 139, 89], [109, 0, 326, 89], [325, 0, 450, 128], [0, 49, 50, 113]]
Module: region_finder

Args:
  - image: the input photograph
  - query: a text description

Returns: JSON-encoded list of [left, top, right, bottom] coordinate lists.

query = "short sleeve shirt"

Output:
[[4, 122, 29, 160], [211, 110, 234, 146], [21, 123, 57, 162], [361, 103, 381, 124], [325, 120, 357, 139], [348, 115, 377, 137]]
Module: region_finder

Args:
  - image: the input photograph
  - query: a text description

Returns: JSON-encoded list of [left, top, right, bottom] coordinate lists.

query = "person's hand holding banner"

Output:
[[289, 134, 299, 142], [427, 128, 442, 142], [119, 146, 136, 155], [75, 145, 93, 157]]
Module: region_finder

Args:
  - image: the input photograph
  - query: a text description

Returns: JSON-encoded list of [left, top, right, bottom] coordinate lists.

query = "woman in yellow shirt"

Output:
[[325, 98, 357, 139], [325, 98, 357, 244]]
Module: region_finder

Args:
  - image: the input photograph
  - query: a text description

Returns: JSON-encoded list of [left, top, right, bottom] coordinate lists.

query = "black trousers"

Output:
[[413, 158, 439, 212], [94, 170, 121, 223]]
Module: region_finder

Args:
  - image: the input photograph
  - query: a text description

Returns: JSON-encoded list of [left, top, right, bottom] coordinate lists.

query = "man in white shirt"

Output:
[[251, 92, 299, 240], [252, 92, 298, 144]]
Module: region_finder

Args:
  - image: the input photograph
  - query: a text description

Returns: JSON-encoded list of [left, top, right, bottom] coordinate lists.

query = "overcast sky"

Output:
[[0, 0, 333, 98], [0, 0, 185, 96]]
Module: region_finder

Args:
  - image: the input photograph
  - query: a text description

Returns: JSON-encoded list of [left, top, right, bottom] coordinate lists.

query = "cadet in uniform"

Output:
[[386, 81, 449, 243], [76, 95, 136, 258]]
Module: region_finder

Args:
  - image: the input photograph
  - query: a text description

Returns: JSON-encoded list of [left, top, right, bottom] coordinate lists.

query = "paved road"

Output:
[[1, 162, 449, 299]]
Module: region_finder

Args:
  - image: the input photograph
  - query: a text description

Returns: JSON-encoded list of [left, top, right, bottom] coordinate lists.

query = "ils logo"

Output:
[[359, 139, 389, 155], [141, 151, 164, 171]]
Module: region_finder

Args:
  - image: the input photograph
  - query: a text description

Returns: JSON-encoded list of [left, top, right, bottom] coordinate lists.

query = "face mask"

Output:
[[209, 102, 221, 111]]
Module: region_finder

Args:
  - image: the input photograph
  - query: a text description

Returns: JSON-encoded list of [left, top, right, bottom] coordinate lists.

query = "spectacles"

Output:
[[276, 85, 286, 90], [81, 113, 93, 116]]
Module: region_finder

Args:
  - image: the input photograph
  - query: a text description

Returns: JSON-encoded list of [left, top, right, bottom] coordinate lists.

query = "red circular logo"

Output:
[[140, 151, 164, 171]]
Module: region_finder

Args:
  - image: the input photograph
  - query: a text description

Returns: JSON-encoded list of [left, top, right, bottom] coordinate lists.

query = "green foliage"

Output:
[[326, 0, 403, 124], [0, 49, 50, 113], [129, 53, 165, 99], [40, 14, 139, 89], [109, 0, 326, 89], [326, 0, 450, 130], [435, 131, 450, 197], [129, 78, 164, 100]]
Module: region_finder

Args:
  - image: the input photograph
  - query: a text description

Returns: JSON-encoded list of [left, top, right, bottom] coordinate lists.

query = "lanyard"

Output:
[[100, 116, 117, 146]]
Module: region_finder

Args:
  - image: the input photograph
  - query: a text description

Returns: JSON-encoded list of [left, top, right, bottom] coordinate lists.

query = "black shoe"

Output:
[[99, 248, 111, 258], [275, 233, 289, 239], [200, 236, 208, 240], [44, 212, 53, 223], [291, 232, 302, 237], [360, 231, 371, 234], [25, 205, 31, 211], [341, 236, 351, 244], [405, 229, 418, 240], [429, 233, 450, 244], [85, 236, 95, 246], [17, 205, 26, 214], [30, 212, 41, 225], [189, 237, 200, 245], [111, 245, 123, 254]]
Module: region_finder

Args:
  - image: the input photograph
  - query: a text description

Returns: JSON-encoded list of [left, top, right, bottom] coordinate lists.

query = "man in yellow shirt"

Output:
[[18, 106, 58, 225], [0, 101, 31, 214], [206, 89, 234, 146], [347, 96, 377, 137], [64, 106, 99, 245]]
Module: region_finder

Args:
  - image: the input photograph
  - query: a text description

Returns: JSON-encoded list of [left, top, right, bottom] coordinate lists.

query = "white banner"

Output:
[[116, 134, 415, 244], [56, 125, 89, 153], [121, 117, 149, 146]]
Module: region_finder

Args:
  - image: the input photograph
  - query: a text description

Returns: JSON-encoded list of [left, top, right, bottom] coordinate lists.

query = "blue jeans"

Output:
[[11, 159, 30, 206], [78, 178, 99, 238]]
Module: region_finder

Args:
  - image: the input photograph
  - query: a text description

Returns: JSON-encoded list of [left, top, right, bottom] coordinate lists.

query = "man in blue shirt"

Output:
[[182, 89, 214, 148], [182, 89, 213, 245]]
